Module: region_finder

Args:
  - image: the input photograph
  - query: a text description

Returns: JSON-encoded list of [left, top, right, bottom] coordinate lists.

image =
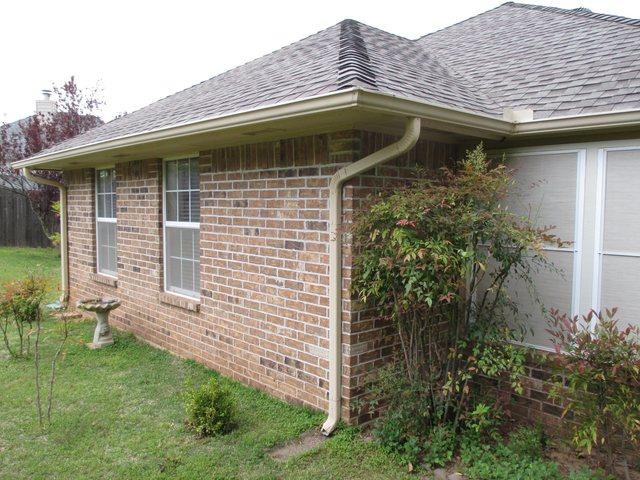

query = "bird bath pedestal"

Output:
[[76, 298, 121, 349]]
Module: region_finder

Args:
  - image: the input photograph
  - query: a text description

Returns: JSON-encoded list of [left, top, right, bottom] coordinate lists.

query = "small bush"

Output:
[[547, 308, 640, 477], [458, 425, 610, 480], [372, 364, 433, 464], [463, 402, 502, 439], [184, 378, 236, 437], [0, 274, 48, 358], [464, 455, 562, 480], [507, 426, 547, 460], [423, 425, 455, 468], [374, 407, 423, 465], [460, 434, 559, 480]]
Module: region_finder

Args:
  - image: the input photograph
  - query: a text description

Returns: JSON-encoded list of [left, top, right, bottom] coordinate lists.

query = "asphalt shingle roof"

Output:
[[418, 2, 640, 119], [32, 2, 640, 158]]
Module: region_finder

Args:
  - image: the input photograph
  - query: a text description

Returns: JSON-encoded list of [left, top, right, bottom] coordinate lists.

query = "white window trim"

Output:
[[591, 145, 640, 332], [162, 157, 201, 300], [165, 221, 200, 229], [95, 168, 118, 279]]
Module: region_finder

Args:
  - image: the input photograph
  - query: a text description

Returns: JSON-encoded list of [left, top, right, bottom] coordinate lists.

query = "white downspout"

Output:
[[22, 168, 69, 305], [321, 117, 421, 436]]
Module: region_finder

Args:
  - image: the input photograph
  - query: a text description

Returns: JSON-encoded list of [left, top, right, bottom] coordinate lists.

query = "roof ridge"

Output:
[[504, 2, 640, 27], [337, 20, 377, 89]]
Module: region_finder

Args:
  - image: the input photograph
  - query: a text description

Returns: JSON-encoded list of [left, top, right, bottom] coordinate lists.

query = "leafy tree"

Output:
[[0, 76, 103, 237]]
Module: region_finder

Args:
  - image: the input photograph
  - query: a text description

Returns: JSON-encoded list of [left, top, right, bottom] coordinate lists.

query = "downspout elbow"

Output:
[[22, 168, 69, 305], [322, 117, 421, 436]]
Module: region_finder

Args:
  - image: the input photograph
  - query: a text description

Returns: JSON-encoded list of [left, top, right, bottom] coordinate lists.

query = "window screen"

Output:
[[96, 168, 117, 276], [598, 148, 640, 329], [164, 158, 200, 298], [498, 152, 581, 349]]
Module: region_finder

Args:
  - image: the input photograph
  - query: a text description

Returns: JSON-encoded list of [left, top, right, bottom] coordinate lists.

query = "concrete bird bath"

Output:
[[76, 298, 121, 348]]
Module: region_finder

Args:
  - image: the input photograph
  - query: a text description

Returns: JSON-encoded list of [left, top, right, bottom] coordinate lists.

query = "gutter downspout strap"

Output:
[[321, 117, 421, 436]]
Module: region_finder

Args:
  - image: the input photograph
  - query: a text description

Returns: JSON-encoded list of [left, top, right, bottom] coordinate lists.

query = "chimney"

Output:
[[36, 89, 57, 116]]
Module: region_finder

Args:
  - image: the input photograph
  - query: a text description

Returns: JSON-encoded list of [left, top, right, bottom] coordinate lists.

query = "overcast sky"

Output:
[[2, 0, 640, 123]]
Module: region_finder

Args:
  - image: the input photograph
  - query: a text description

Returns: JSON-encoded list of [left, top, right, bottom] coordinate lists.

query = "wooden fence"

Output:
[[0, 187, 58, 247]]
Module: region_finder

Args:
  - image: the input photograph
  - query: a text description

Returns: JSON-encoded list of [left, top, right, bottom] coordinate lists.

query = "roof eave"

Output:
[[355, 90, 513, 137], [357, 90, 640, 138], [12, 89, 362, 169], [13, 89, 640, 169], [514, 109, 640, 135], [12, 90, 518, 169]]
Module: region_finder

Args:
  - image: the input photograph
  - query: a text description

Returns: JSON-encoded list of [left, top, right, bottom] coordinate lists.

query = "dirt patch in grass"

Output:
[[548, 445, 640, 480], [269, 429, 326, 460]]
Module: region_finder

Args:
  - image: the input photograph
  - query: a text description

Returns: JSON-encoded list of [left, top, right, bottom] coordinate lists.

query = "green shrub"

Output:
[[464, 455, 562, 480], [507, 426, 547, 460], [353, 144, 558, 460], [423, 425, 455, 468], [371, 364, 432, 461], [184, 378, 236, 437], [547, 308, 640, 477], [0, 274, 48, 358], [460, 436, 560, 480], [463, 402, 502, 439], [374, 407, 423, 465], [459, 425, 607, 480]]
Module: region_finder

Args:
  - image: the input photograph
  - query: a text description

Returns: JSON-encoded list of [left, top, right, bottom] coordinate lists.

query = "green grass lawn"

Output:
[[0, 248, 410, 479], [0, 247, 60, 285]]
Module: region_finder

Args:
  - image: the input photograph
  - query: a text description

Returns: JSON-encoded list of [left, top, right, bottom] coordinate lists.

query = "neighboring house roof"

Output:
[[19, 2, 640, 163], [1, 117, 27, 146], [1, 118, 36, 189]]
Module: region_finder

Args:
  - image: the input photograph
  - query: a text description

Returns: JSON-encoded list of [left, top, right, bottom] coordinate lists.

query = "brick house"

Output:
[[14, 3, 640, 432]]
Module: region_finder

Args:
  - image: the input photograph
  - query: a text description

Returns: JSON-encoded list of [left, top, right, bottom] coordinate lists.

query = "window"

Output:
[[497, 150, 585, 350], [96, 168, 117, 277], [488, 143, 640, 349], [164, 157, 200, 298], [593, 147, 640, 330]]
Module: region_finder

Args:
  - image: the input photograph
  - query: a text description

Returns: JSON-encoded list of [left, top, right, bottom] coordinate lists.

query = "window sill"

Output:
[[159, 291, 200, 312], [90, 273, 118, 288]]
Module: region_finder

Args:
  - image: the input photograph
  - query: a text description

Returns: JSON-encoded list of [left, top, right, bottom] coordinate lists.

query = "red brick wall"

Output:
[[484, 356, 568, 433], [64, 130, 461, 417]]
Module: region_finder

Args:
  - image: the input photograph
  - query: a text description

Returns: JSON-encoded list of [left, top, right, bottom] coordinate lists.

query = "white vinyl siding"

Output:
[[96, 168, 117, 277], [501, 151, 584, 349], [594, 147, 640, 329], [164, 157, 200, 299]]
